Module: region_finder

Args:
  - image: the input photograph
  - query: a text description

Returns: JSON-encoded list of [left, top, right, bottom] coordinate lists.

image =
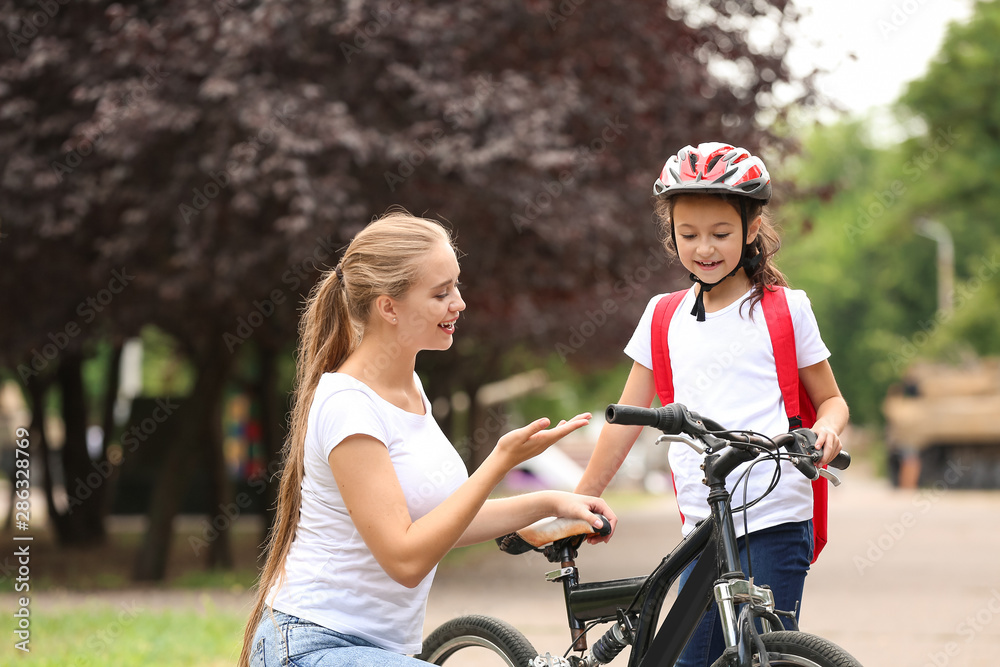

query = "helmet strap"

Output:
[[688, 265, 742, 321]]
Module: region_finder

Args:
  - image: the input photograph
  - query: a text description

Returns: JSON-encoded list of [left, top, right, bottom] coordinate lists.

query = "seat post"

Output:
[[547, 543, 588, 653]]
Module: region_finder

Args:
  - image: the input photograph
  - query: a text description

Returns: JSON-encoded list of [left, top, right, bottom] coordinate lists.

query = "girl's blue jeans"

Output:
[[674, 520, 813, 667], [250, 609, 429, 666]]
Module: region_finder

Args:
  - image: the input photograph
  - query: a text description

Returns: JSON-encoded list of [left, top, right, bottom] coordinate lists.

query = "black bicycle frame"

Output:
[[555, 445, 760, 667]]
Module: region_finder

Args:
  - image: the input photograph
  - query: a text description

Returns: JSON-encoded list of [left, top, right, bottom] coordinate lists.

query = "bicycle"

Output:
[[418, 402, 862, 667]]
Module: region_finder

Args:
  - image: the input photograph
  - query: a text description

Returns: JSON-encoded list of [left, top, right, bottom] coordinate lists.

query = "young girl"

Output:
[[240, 210, 616, 666], [575, 143, 848, 667]]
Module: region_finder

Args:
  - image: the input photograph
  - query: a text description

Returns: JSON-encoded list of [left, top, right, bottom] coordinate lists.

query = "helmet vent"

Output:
[[715, 167, 737, 183]]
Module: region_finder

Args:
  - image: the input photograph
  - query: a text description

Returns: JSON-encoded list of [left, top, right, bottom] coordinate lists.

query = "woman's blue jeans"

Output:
[[250, 609, 429, 666], [674, 520, 813, 667]]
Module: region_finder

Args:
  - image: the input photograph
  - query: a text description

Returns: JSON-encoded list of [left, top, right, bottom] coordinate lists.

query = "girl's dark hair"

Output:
[[653, 192, 788, 316]]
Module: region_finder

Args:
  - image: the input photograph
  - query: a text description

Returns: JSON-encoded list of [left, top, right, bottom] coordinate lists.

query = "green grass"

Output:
[[169, 567, 259, 592], [0, 601, 246, 666]]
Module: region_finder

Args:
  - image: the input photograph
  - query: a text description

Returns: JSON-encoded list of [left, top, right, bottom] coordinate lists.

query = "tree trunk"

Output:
[[22, 378, 53, 531], [204, 357, 234, 570], [133, 345, 231, 581], [256, 343, 284, 551], [466, 380, 495, 473], [52, 353, 106, 546], [459, 353, 503, 473], [99, 342, 123, 517]]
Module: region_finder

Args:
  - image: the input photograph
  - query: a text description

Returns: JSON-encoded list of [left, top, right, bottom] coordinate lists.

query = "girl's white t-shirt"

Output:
[[267, 372, 467, 654], [624, 286, 830, 538]]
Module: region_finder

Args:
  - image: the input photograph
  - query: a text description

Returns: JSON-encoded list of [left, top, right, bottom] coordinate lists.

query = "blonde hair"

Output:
[[653, 193, 788, 315], [238, 209, 453, 666]]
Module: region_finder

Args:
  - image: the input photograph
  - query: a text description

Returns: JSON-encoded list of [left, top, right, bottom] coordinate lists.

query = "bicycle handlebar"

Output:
[[606, 403, 851, 477]]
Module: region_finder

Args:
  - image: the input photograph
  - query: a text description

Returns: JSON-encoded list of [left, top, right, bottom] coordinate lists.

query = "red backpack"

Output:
[[650, 287, 828, 563]]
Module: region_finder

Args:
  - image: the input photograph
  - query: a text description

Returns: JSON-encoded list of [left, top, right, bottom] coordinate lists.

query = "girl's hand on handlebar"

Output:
[[494, 413, 592, 469], [812, 424, 843, 467]]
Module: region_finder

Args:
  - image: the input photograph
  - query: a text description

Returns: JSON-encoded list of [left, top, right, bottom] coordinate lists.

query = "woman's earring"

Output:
[[393, 318, 397, 323]]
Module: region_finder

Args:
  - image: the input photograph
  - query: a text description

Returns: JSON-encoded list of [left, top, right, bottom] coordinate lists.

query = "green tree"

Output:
[[776, 122, 935, 424], [897, 0, 1000, 358], [1, 0, 810, 578], [775, 0, 1000, 425]]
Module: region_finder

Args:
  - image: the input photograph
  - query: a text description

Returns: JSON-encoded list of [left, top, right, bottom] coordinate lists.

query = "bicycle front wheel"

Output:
[[710, 631, 863, 667], [417, 614, 538, 666]]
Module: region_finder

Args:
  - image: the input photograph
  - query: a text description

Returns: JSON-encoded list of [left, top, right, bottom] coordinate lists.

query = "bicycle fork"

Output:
[[715, 578, 780, 648], [705, 448, 786, 666]]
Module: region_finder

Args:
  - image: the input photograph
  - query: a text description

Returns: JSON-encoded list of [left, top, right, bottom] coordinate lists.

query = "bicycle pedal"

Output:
[[530, 653, 572, 666]]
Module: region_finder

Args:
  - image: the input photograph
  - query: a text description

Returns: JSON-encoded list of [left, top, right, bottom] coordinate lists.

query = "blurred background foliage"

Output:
[[0, 0, 999, 582], [776, 0, 1000, 424]]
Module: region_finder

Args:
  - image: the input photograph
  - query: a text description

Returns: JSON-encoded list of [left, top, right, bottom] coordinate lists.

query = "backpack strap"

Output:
[[650, 291, 688, 406], [761, 287, 805, 429], [650, 290, 690, 528], [761, 287, 826, 563]]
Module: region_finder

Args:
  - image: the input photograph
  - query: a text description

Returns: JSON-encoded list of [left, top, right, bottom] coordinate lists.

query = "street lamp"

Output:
[[914, 217, 954, 315]]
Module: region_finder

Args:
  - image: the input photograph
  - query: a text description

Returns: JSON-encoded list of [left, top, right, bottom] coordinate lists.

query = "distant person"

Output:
[[575, 143, 848, 667], [239, 210, 616, 666]]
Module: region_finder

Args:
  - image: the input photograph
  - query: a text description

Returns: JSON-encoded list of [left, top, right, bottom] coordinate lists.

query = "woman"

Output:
[[240, 210, 616, 666]]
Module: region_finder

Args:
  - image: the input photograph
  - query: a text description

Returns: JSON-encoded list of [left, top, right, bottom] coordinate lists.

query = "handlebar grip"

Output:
[[605, 404, 659, 427], [829, 450, 851, 470], [605, 403, 685, 434]]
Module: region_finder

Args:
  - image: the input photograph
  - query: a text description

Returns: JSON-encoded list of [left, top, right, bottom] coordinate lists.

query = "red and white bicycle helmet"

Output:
[[652, 142, 771, 322], [653, 142, 771, 202]]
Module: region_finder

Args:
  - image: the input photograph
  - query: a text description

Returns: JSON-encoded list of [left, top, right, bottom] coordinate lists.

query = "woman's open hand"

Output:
[[493, 413, 592, 469]]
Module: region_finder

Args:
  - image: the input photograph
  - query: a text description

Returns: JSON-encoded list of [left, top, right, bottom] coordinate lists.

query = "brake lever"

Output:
[[818, 468, 842, 487], [655, 433, 707, 454], [787, 428, 822, 481]]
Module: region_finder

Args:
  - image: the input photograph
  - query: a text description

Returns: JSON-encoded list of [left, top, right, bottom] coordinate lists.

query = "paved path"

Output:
[[425, 461, 1000, 666]]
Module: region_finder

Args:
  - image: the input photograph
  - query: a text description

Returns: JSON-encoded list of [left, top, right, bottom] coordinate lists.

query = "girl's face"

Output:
[[392, 239, 465, 352], [672, 195, 759, 283]]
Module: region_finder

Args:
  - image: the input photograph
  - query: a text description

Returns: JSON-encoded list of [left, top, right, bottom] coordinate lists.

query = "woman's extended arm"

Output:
[[328, 414, 598, 588], [800, 359, 849, 466], [575, 361, 657, 497]]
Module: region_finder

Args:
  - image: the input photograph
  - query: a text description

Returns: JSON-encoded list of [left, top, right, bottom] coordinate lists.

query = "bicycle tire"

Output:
[[417, 614, 538, 666], [709, 631, 863, 667]]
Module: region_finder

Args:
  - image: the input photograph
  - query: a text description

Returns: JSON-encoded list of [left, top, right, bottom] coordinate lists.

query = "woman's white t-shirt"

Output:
[[624, 286, 830, 538], [267, 372, 467, 654]]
